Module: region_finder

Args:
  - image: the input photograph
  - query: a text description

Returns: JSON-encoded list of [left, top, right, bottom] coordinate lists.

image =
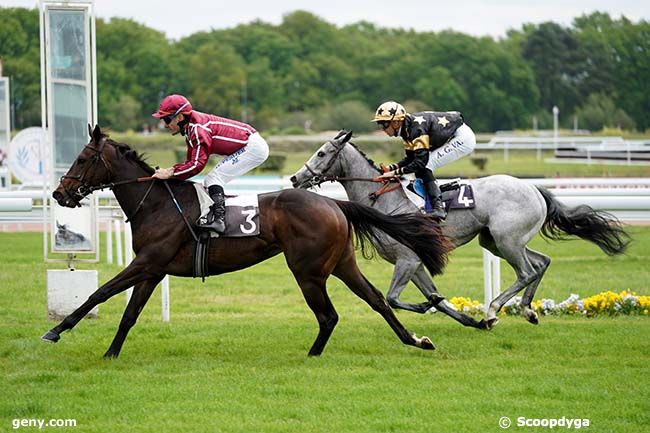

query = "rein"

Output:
[[62, 137, 200, 242], [311, 174, 402, 204]]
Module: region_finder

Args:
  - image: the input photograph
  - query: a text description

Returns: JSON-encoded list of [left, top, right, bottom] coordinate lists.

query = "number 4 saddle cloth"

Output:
[[193, 183, 260, 237], [403, 178, 476, 212]]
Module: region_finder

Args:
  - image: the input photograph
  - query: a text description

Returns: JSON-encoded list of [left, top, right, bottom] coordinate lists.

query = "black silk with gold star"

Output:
[[400, 111, 465, 151]]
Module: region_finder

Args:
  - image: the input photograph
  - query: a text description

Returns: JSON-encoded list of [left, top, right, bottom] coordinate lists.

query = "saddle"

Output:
[[406, 179, 476, 212], [192, 185, 261, 281]]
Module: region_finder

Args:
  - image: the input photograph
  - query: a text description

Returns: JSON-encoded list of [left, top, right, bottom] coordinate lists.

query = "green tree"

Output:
[[576, 93, 636, 130], [0, 7, 40, 128], [522, 22, 581, 113], [186, 43, 246, 119]]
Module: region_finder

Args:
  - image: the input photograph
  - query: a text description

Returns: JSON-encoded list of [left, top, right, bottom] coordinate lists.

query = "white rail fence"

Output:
[[2, 177, 649, 319], [481, 136, 650, 164]]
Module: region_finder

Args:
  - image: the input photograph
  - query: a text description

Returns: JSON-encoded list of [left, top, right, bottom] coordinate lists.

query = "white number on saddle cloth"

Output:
[[457, 185, 474, 207], [239, 208, 257, 234], [224, 195, 260, 237]]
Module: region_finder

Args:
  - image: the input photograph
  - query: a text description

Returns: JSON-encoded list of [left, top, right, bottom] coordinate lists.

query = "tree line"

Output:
[[1, 8, 648, 133]]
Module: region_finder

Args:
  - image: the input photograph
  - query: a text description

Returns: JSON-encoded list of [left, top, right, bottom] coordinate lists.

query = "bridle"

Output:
[[301, 140, 348, 188], [59, 137, 113, 206], [300, 140, 401, 204]]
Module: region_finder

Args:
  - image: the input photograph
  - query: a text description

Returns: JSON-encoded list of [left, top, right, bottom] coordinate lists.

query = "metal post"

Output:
[[483, 249, 501, 314], [106, 220, 113, 264], [162, 275, 170, 322], [114, 219, 123, 266], [483, 249, 493, 314], [552, 106, 559, 150]]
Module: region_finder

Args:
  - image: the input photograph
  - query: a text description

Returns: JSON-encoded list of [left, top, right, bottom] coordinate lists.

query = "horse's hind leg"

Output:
[[333, 247, 435, 351], [482, 235, 539, 329], [104, 275, 164, 359], [520, 249, 551, 325]]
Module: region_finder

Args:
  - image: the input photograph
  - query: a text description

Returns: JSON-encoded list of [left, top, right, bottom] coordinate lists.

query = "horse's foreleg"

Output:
[[386, 258, 434, 314], [41, 260, 154, 343], [103, 275, 163, 358], [291, 274, 339, 356], [411, 266, 488, 329]]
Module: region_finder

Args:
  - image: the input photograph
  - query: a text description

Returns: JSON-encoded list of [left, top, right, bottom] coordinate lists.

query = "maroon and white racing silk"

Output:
[[172, 111, 257, 180]]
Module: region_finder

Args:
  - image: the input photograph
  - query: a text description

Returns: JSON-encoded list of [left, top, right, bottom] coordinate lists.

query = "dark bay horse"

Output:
[[42, 125, 452, 357], [290, 131, 630, 329]]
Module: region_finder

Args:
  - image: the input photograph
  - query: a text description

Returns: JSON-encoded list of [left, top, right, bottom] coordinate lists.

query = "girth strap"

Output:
[[193, 231, 211, 282]]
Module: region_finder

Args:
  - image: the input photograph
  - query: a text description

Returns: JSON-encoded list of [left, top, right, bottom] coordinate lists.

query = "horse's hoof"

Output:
[[41, 330, 60, 343], [103, 352, 119, 359], [477, 319, 489, 330], [526, 314, 539, 325], [418, 336, 436, 350], [485, 317, 499, 330]]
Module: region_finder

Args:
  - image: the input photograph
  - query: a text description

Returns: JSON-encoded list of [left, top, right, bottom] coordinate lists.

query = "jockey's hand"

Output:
[[375, 171, 397, 180], [379, 163, 390, 173], [153, 167, 174, 180]]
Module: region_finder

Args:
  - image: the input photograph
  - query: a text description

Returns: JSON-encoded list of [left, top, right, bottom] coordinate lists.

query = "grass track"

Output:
[[1, 231, 648, 432]]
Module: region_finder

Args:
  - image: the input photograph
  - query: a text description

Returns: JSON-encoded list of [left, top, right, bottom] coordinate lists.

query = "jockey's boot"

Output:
[[424, 180, 447, 220], [198, 185, 226, 234]]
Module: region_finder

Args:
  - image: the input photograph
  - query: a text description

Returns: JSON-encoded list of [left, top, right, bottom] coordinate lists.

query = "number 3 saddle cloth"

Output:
[[193, 183, 260, 237]]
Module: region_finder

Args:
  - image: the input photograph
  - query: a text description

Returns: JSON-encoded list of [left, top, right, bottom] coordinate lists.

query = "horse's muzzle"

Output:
[[289, 174, 313, 189], [52, 188, 81, 208]]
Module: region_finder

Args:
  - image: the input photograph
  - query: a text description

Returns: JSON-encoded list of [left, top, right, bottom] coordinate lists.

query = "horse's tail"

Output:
[[536, 187, 630, 256], [333, 200, 452, 276]]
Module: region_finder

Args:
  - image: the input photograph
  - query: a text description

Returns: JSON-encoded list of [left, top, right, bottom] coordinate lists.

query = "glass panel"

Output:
[[0, 80, 8, 151], [49, 10, 86, 81], [52, 83, 87, 176]]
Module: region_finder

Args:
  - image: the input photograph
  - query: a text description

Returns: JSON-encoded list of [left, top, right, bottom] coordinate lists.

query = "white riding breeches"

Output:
[[426, 124, 476, 171], [204, 132, 270, 188]]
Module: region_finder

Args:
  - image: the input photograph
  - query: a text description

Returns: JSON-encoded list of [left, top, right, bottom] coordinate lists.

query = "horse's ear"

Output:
[[87, 124, 93, 138], [92, 124, 102, 143], [334, 130, 353, 143]]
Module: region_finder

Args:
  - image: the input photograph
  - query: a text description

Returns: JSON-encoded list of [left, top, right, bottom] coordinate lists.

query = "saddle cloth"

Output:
[[193, 183, 260, 237], [403, 178, 475, 212]]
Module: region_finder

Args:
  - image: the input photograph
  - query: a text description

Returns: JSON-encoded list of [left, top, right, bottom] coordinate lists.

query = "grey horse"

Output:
[[290, 131, 630, 329]]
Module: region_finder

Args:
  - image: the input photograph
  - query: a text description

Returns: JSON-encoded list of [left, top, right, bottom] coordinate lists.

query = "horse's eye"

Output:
[[77, 158, 86, 165], [317, 151, 325, 157]]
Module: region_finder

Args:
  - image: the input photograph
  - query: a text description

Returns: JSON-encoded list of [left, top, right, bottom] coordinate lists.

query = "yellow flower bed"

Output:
[[446, 291, 649, 317], [448, 296, 484, 315]]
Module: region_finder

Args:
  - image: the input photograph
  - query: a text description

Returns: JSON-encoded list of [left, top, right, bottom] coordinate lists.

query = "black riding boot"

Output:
[[198, 185, 226, 234], [424, 180, 446, 220]]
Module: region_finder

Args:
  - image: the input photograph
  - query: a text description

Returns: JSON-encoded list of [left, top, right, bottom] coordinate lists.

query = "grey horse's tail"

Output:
[[536, 187, 630, 256], [334, 200, 452, 276]]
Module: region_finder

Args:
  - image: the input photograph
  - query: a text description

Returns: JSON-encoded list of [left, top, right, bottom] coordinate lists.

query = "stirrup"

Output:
[[197, 212, 225, 234], [424, 201, 446, 220]]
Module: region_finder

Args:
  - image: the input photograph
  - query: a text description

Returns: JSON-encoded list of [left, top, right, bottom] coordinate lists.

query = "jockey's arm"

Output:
[[171, 129, 211, 180], [393, 149, 429, 175]]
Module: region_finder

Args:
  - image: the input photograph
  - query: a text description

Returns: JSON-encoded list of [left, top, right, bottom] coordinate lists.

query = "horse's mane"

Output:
[[108, 138, 155, 175], [347, 141, 382, 174]]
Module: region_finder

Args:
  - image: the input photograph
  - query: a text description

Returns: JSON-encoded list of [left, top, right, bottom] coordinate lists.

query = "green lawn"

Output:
[[1, 230, 648, 433]]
